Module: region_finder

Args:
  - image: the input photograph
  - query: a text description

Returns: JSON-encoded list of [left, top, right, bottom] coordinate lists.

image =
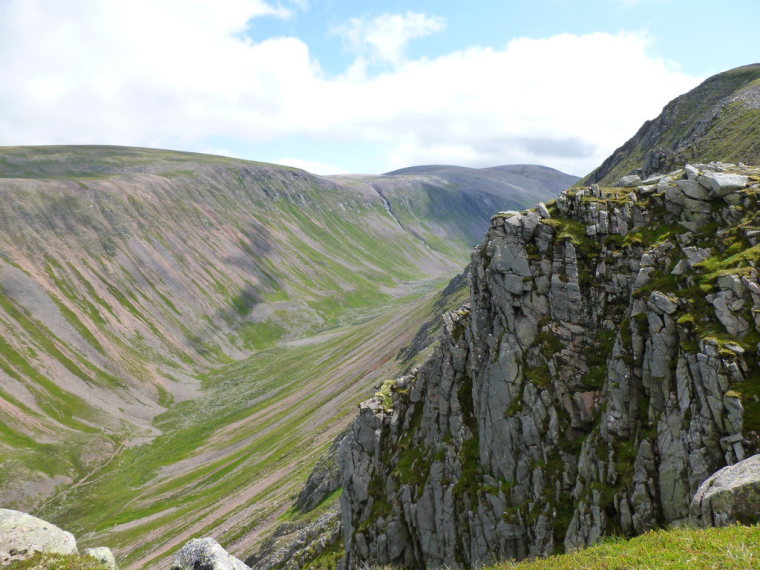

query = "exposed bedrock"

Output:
[[340, 163, 760, 568]]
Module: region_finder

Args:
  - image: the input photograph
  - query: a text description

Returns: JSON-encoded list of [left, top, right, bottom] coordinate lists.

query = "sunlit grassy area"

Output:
[[3, 553, 108, 570], [492, 525, 760, 570], [367, 525, 760, 570]]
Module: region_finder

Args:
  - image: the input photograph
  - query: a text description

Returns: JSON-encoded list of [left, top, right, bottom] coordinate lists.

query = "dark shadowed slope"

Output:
[[385, 163, 577, 205], [333, 164, 578, 247]]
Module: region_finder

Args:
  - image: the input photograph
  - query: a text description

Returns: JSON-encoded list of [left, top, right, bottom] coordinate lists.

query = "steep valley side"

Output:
[[48, 286, 462, 569], [0, 146, 461, 511], [0, 145, 565, 568], [584, 63, 760, 186]]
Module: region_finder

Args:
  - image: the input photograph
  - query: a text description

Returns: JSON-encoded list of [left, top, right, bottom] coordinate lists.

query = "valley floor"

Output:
[[34, 281, 458, 569]]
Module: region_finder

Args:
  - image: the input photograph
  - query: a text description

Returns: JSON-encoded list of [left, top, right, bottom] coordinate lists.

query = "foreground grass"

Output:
[[492, 525, 760, 570], [4, 553, 107, 570]]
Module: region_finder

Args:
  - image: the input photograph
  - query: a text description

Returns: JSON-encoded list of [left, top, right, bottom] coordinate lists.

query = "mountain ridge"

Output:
[[583, 63, 760, 186]]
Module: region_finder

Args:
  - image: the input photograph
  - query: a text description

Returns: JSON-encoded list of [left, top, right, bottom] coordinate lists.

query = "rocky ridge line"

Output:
[[584, 64, 760, 186]]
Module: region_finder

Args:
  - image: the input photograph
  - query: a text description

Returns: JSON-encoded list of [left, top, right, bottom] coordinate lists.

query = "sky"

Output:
[[0, 0, 758, 176]]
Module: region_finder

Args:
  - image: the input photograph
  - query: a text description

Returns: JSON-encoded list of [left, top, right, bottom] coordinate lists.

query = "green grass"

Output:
[[237, 320, 286, 350], [0, 144, 290, 179], [491, 525, 760, 570], [4, 553, 109, 570]]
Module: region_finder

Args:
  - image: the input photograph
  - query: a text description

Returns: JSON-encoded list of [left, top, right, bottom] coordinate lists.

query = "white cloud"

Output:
[[333, 11, 446, 66], [0, 3, 701, 177]]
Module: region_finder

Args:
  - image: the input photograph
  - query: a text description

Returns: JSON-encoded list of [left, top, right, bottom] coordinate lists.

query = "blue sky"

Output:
[[251, 0, 756, 78], [0, 0, 757, 176]]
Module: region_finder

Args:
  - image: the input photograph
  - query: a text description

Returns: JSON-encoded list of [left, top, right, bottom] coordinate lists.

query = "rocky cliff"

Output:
[[340, 161, 760, 568]]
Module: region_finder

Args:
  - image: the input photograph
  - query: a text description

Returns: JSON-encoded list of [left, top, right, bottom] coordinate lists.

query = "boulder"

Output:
[[84, 546, 117, 570], [675, 179, 710, 200], [617, 174, 642, 187], [648, 291, 678, 315], [0, 509, 78, 566], [684, 164, 699, 180], [697, 172, 749, 197], [690, 454, 760, 527], [171, 537, 250, 570]]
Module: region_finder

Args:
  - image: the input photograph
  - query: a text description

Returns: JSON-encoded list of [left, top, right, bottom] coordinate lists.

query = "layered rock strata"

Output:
[[340, 163, 760, 568]]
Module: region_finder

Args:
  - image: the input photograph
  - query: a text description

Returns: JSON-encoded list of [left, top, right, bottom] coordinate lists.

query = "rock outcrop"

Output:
[[340, 162, 760, 568], [0, 508, 116, 568], [294, 436, 344, 514], [0, 509, 78, 565], [171, 537, 249, 570], [691, 453, 760, 527], [83, 547, 117, 570], [245, 506, 341, 570]]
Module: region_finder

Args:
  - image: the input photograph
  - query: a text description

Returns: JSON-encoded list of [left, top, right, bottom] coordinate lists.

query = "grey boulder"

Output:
[[171, 537, 250, 570], [84, 546, 117, 569], [676, 179, 710, 200], [697, 172, 749, 196], [0, 509, 78, 565], [617, 174, 642, 187], [690, 454, 760, 527]]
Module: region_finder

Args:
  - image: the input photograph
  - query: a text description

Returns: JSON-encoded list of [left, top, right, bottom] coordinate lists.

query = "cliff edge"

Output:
[[340, 162, 760, 568]]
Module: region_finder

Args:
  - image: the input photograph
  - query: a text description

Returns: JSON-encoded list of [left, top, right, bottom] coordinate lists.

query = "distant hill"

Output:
[[384, 163, 577, 205], [335, 164, 578, 246], [584, 63, 760, 185]]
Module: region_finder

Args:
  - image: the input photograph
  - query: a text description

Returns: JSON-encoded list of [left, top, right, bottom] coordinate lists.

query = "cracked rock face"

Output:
[[339, 163, 760, 568], [0, 509, 78, 566]]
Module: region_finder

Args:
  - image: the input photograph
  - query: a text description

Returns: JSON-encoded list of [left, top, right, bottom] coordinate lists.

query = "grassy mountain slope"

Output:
[[0, 145, 458, 506], [383, 164, 576, 206], [48, 288, 451, 569], [0, 146, 571, 567], [584, 63, 760, 185]]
